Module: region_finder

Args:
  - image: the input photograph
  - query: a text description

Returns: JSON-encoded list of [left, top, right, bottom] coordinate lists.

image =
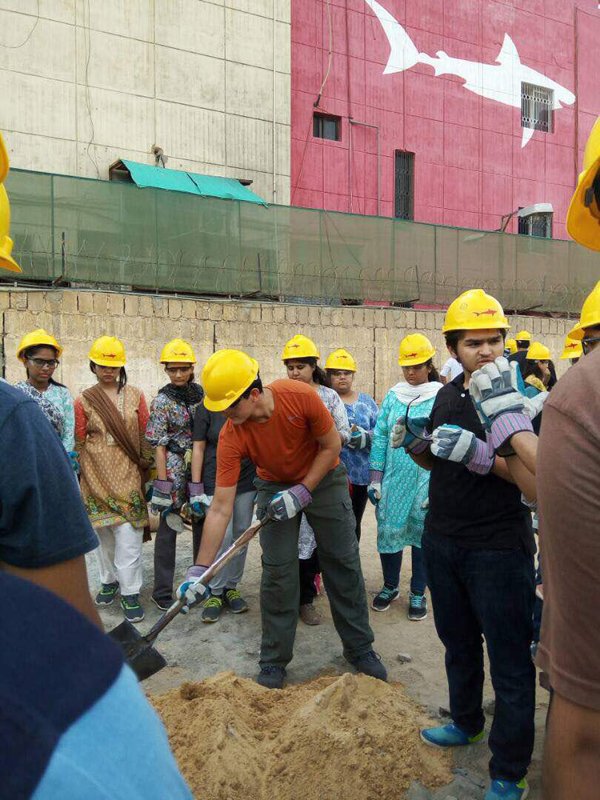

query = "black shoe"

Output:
[[346, 650, 388, 681], [223, 588, 249, 614], [95, 582, 119, 606], [408, 591, 428, 621], [257, 665, 286, 689], [151, 595, 172, 612], [120, 594, 145, 623], [372, 585, 399, 612], [201, 595, 224, 623]]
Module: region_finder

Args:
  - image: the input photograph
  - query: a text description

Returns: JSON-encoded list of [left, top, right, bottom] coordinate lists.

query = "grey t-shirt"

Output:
[[192, 406, 256, 495]]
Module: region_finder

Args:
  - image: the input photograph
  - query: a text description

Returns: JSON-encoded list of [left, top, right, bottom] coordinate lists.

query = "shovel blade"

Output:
[[108, 620, 168, 681]]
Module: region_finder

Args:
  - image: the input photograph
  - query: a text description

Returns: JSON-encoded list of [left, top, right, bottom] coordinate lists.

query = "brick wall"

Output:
[[0, 289, 573, 403]]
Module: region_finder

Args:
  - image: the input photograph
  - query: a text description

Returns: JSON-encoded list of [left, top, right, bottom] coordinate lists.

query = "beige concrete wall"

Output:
[[1, 288, 574, 403], [0, 0, 291, 204]]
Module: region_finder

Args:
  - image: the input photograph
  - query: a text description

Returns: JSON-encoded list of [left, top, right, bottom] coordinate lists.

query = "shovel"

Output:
[[108, 515, 269, 681]]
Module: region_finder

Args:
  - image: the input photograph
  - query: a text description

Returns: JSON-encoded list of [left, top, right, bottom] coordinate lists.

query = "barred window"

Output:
[[521, 83, 554, 133], [518, 212, 552, 238], [394, 151, 414, 220]]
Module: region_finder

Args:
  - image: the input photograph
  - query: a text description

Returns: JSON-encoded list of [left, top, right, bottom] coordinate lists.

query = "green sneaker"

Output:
[[120, 594, 144, 623], [95, 582, 119, 606], [224, 588, 249, 614], [202, 595, 224, 623], [420, 722, 485, 748]]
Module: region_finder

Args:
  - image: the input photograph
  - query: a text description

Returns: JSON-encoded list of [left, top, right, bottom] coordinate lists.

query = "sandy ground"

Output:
[[87, 509, 548, 799]]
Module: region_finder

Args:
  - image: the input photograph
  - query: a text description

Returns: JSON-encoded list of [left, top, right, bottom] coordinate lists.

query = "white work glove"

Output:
[[176, 565, 209, 610], [522, 390, 548, 420], [267, 484, 312, 521], [469, 357, 533, 453], [431, 424, 494, 475], [187, 482, 212, 521], [367, 470, 383, 504], [348, 427, 369, 451], [389, 414, 430, 453]]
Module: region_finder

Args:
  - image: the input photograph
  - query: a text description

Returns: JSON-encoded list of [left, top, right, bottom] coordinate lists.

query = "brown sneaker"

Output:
[[299, 603, 321, 625]]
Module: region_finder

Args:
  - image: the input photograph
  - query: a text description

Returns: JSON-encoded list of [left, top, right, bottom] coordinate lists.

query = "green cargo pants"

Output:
[[255, 464, 375, 668]]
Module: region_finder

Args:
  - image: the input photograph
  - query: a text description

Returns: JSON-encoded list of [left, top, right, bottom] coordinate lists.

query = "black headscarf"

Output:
[[158, 381, 204, 407]]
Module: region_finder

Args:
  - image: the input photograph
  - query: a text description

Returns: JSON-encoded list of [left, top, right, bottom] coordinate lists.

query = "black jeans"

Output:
[[153, 516, 202, 603], [379, 546, 427, 595], [299, 548, 320, 606], [422, 530, 535, 782], [350, 483, 368, 541]]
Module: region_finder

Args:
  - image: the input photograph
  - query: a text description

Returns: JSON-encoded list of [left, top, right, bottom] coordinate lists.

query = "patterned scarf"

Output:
[[158, 381, 204, 406]]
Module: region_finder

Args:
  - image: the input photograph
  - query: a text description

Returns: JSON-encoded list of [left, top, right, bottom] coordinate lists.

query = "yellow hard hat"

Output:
[[325, 348, 357, 371], [398, 333, 436, 366], [505, 338, 518, 355], [442, 289, 509, 333], [0, 132, 21, 273], [567, 280, 600, 340], [281, 334, 320, 361], [17, 328, 63, 361], [88, 335, 127, 367], [526, 341, 551, 361], [160, 338, 196, 364], [566, 116, 600, 251], [560, 335, 583, 360], [515, 330, 532, 342], [202, 349, 259, 412]]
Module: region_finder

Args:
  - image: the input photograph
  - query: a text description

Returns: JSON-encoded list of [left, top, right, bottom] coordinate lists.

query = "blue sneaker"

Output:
[[484, 778, 529, 800], [420, 721, 485, 748]]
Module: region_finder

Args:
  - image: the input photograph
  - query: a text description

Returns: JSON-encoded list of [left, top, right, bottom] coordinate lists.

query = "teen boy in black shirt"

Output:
[[392, 289, 535, 800]]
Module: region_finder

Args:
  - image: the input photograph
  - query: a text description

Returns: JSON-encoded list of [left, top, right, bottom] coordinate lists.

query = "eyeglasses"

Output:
[[165, 366, 192, 375], [582, 336, 600, 355], [27, 357, 59, 368], [329, 370, 353, 377]]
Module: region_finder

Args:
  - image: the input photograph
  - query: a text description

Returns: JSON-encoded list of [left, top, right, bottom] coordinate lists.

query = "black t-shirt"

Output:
[[192, 406, 256, 495], [425, 375, 533, 551]]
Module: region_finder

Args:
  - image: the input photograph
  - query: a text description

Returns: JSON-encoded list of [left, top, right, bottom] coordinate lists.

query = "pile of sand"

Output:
[[152, 671, 452, 800]]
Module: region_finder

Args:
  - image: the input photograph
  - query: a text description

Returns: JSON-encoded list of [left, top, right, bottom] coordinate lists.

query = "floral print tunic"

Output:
[[145, 391, 203, 509], [14, 382, 75, 452], [340, 392, 379, 486]]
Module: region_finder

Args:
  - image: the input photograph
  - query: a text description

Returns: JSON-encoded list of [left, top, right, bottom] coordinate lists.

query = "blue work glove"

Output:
[[431, 424, 494, 475], [469, 358, 533, 453], [367, 469, 383, 505], [267, 484, 312, 521], [150, 480, 173, 514], [348, 427, 369, 451], [389, 415, 430, 453], [187, 482, 212, 521], [176, 565, 209, 611], [68, 450, 80, 475]]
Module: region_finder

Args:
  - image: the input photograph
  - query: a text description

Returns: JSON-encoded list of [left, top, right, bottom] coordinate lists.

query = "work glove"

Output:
[[389, 414, 430, 453], [367, 470, 383, 504], [187, 482, 212, 521], [68, 451, 80, 475], [267, 484, 312, 521], [348, 427, 370, 451], [522, 390, 548, 421], [150, 480, 173, 514], [469, 358, 533, 453], [431, 424, 494, 475], [176, 564, 209, 611]]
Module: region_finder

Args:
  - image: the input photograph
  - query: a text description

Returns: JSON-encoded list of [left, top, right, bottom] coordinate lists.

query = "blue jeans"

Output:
[[379, 547, 427, 595], [422, 531, 535, 782]]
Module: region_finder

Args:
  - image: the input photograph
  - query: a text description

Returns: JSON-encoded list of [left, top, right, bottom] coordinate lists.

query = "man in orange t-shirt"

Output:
[[177, 349, 385, 689]]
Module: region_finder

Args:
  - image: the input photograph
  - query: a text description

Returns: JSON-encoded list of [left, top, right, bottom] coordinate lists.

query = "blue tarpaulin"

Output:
[[121, 160, 268, 206]]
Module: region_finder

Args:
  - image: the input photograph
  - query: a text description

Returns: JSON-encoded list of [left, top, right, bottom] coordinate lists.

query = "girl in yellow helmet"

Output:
[[145, 339, 204, 611], [368, 333, 442, 618], [75, 336, 153, 624], [522, 342, 552, 397], [14, 329, 75, 460]]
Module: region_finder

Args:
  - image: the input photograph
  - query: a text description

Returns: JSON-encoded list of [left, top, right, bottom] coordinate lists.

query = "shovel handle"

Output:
[[143, 516, 269, 645]]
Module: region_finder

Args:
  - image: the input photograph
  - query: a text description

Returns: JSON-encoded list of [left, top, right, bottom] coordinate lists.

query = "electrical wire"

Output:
[[314, 0, 333, 107]]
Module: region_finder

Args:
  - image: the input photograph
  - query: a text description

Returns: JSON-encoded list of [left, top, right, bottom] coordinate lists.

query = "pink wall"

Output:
[[291, 0, 600, 237]]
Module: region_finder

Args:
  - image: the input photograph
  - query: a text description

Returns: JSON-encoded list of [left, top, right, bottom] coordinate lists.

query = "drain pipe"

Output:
[[349, 119, 381, 216]]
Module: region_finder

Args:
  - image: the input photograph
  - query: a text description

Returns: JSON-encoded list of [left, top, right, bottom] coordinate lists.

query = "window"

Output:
[[521, 83, 554, 133], [313, 113, 341, 141], [518, 212, 552, 238], [394, 151, 414, 220]]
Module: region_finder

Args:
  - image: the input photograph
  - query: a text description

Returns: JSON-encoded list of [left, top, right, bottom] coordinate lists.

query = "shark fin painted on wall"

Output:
[[364, 0, 576, 147]]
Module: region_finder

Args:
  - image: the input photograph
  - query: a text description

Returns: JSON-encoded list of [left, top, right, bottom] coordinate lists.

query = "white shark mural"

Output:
[[364, 0, 576, 147]]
